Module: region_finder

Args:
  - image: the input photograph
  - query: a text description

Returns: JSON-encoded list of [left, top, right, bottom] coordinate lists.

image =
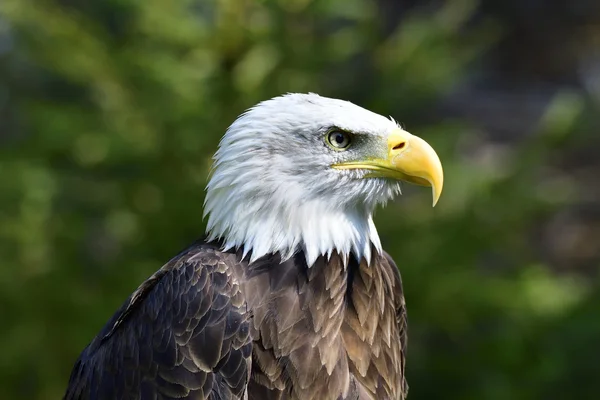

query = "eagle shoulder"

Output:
[[64, 242, 253, 400]]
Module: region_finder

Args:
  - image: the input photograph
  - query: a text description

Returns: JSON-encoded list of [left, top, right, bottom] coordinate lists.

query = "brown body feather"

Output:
[[64, 240, 407, 400]]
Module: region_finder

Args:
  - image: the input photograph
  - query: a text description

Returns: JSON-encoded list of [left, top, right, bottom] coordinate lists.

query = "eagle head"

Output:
[[204, 93, 443, 266]]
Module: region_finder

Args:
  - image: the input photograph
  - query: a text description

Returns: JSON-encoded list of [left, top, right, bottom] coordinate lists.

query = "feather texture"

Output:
[[64, 240, 407, 400]]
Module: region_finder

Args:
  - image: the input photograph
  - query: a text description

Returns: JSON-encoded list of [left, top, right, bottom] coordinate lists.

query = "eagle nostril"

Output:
[[392, 142, 406, 151]]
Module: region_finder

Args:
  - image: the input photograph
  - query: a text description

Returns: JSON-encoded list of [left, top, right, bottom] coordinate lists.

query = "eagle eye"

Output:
[[326, 130, 352, 150]]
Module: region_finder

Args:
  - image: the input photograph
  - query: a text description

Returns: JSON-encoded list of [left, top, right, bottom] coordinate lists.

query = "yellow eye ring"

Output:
[[326, 130, 352, 150]]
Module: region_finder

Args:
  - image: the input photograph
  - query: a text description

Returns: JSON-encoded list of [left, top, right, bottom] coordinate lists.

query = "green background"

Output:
[[1, 0, 599, 398]]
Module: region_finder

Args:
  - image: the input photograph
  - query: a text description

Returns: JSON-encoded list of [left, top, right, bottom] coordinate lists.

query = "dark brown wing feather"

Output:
[[64, 242, 253, 400]]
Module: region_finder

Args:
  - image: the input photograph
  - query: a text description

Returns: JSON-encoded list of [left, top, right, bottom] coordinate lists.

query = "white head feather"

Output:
[[204, 93, 402, 266]]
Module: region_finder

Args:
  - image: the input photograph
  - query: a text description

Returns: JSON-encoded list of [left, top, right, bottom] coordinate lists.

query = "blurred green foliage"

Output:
[[0, 0, 598, 399]]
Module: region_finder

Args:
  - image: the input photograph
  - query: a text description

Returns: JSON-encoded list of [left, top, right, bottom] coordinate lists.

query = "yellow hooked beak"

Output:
[[333, 129, 444, 206]]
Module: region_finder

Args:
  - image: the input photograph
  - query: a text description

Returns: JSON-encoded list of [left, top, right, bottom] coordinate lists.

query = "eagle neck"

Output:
[[205, 197, 382, 267]]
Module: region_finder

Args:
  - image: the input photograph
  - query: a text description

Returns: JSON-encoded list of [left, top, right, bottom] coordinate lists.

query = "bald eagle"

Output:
[[64, 93, 443, 400]]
